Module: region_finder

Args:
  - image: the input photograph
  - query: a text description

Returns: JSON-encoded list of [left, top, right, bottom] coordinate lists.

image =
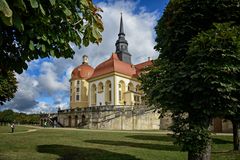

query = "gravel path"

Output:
[[8, 125, 233, 136]]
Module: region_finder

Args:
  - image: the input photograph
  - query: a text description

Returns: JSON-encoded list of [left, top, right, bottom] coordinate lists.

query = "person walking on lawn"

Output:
[[10, 123, 15, 133]]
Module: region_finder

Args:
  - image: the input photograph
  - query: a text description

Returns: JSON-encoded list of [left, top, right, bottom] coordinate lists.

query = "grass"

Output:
[[0, 126, 239, 160], [0, 125, 34, 133]]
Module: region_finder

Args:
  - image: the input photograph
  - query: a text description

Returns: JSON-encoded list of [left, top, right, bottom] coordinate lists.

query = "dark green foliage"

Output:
[[0, 71, 17, 105], [0, 0, 103, 105], [0, 109, 15, 123], [0, 109, 40, 124], [185, 23, 240, 116], [155, 0, 240, 62], [0, 0, 103, 74]]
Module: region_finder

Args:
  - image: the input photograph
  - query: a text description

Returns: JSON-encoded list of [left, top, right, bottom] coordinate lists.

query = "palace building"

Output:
[[57, 15, 164, 130], [69, 15, 152, 109]]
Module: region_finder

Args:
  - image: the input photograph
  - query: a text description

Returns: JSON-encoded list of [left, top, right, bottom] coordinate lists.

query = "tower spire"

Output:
[[119, 12, 124, 35], [115, 13, 132, 64]]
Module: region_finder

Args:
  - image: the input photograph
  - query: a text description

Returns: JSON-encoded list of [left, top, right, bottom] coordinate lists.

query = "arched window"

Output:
[[98, 82, 104, 93], [128, 82, 134, 92], [82, 115, 86, 125], [74, 115, 78, 127], [68, 116, 72, 127], [91, 84, 97, 105], [119, 84, 122, 101], [105, 80, 112, 103], [118, 80, 125, 102]]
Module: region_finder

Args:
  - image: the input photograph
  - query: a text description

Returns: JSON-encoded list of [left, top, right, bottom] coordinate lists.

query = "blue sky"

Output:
[[94, 0, 169, 13], [2, 0, 169, 113]]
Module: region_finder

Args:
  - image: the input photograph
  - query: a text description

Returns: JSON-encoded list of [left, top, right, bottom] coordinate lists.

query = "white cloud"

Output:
[[2, 72, 39, 112], [15, 73, 39, 99], [38, 102, 49, 110], [38, 61, 68, 93], [71, 0, 159, 67], [66, 66, 75, 79], [2, 0, 159, 113], [32, 101, 68, 113]]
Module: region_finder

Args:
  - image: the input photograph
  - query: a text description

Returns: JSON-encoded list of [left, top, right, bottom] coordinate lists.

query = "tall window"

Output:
[[91, 84, 97, 105], [119, 84, 122, 101], [109, 83, 111, 102], [76, 87, 79, 92], [76, 95, 80, 101], [98, 82, 103, 93], [77, 80, 80, 88], [128, 82, 134, 91], [105, 81, 112, 103], [118, 81, 125, 103]]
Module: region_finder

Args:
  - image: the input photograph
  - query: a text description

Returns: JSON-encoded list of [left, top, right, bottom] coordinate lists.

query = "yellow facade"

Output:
[[70, 70, 146, 108], [87, 72, 144, 107], [70, 79, 89, 109]]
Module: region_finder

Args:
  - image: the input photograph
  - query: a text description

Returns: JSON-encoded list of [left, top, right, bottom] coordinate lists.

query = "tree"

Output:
[[0, 109, 15, 124], [0, 71, 17, 105], [0, 0, 103, 104], [183, 23, 239, 159], [140, 1, 240, 160], [225, 108, 240, 150], [0, 110, 40, 124]]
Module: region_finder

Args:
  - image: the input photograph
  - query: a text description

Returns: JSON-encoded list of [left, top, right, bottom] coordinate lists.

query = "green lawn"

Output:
[[0, 126, 239, 160], [0, 125, 34, 133]]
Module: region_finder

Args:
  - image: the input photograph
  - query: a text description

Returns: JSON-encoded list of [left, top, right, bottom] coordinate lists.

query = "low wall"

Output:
[[57, 106, 233, 132], [57, 105, 168, 130]]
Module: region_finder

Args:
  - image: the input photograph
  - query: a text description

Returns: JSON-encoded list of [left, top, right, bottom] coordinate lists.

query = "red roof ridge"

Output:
[[135, 60, 152, 67], [110, 53, 120, 60], [89, 53, 137, 79], [134, 60, 153, 78]]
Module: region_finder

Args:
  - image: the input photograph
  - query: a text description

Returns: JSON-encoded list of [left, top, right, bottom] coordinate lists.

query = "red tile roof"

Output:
[[135, 60, 153, 70], [90, 53, 136, 79], [71, 63, 94, 80], [134, 60, 153, 77], [89, 53, 153, 80]]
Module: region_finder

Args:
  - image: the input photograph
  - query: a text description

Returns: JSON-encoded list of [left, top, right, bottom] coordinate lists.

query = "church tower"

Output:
[[115, 13, 132, 64]]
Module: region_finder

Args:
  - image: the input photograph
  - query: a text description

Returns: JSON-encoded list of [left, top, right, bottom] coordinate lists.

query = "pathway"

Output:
[[2, 125, 233, 136]]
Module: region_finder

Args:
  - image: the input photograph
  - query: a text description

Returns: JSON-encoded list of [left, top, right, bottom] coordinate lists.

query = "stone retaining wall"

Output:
[[57, 105, 169, 130]]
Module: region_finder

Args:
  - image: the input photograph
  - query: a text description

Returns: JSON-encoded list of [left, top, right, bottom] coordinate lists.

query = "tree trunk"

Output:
[[188, 141, 211, 160], [232, 120, 240, 150], [187, 114, 212, 160]]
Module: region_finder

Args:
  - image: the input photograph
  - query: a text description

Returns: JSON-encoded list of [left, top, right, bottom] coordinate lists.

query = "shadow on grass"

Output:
[[212, 150, 240, 156], [37, 144, 140, 160], [126, 135, 174, 142], [85, 140, 180, 151], [212, 138, 232, 144]]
